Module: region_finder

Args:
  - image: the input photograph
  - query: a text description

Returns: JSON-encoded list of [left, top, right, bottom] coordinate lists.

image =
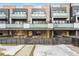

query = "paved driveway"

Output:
[[33, 45, 79, 56], [15, 45, 34, 56]]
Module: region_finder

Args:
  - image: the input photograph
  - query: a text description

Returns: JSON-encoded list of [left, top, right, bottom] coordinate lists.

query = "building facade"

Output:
[[0, 3, 79, 43]]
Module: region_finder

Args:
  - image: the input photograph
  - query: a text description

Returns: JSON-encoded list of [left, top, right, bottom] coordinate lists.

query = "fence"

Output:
[[52, 36, 72, 44], [0, 36, 74, 44], [0, 36, 52, 44]]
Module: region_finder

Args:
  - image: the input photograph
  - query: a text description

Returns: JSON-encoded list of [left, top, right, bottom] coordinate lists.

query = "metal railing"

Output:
[[0, 36, 52, 44], [10, 14, 27, 19], [0, 14, 7, 19], [52, 36, 72, 44], [30, 24, 48, 28], [0, 23, 79, 30], [6, 24, 23, 28], [53, 23, 74, 28], [32, 14, 47, 18], [0, 36, 73, 44], [52, 13, 69, 17]]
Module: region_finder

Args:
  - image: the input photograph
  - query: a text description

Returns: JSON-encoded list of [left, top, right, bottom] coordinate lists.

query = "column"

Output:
[[46, 6, 50, 23], [76, 30, 78, 36], [28, 31, 32, 37], [76, 16, 78, 23], [52, 17, 54, 23], [47, 30, 50, 39], [66, 4, 70, 23], [52, 30, 54, 38], [9, 9, 13, 36], [66, 31, 69, 36], [9, 9, 12, 24], [28, 6, 32, 23]]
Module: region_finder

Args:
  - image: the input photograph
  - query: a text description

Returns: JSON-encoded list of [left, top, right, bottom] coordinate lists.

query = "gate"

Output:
[[28, 36, 52, 44], [52, 36, 72, 44]]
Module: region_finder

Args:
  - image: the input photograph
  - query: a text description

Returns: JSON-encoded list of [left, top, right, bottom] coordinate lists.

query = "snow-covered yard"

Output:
[[34, 44, 79, 56], [0, 45, 24, 55]]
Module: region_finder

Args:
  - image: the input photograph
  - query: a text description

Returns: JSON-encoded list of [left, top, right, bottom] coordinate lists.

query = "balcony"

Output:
[[10, 13, 27, 19], [24, 23, 53, 30], [6, 24, 23, 29], [74, 23, 79, 29], [51, 4, 68, 7], [0, 13, 7, 19], [52, 13, 69, 18], [0, 23, 53, 30], [29, 23, 53, 30], [75, 12, 79, 16], [32, 14, 47, 19], [0, 23, 78, 30], [0, 24, 6, 28], [53, 23, 74, 30], [71, 3, 79, 6], [30, 24, 47, 28]]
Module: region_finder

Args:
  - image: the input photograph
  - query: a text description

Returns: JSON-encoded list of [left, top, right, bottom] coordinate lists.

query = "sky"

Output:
[[0, 3, 49, 7]]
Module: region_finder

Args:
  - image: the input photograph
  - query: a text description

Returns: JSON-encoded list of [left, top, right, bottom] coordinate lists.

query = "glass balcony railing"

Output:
[[6, 24, 23, 28], [75, 12, 79, 16], [53, 23, 74, 28], [24, 23, 53, 29], [71, 3, 79, 6], [0, 13, 7, 19], [32, 14, 47, 18], [0, 23, 78, 30], [30, 24, 48, 28], [74, 23, 79, 28], [5, 23, 74, 29], [10, 12, 27, 19], [0, 24, 6, 28], [0, 24, 53, 29], [51, 4, 68, 7], [52, 13, 69, 18]]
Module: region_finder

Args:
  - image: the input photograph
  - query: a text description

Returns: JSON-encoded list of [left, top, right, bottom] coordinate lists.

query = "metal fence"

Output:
[[52, 36, 72, 45], [0, 36, 73, 44], [0, 36, 52, 44]]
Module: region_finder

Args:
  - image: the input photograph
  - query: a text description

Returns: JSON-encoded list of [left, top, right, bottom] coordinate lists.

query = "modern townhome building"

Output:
[[0, 3, 79, 44], [71, 3, 79, 36], [0, 3, 53, 40], [51, 3, 73, 37]]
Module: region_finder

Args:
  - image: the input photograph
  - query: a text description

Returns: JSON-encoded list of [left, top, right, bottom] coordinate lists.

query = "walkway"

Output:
[[33, 45, 79, 56], [15, 45, 34, 56]]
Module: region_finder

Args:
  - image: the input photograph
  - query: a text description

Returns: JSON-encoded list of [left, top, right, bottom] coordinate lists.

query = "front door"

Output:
[[32, 31, 42, 38]]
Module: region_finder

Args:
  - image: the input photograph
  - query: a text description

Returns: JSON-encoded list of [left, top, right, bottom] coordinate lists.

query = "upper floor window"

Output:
[[0, 9, 8, 14], [52, 7, 67, 13], [13, 9, 27, 14], [51, 4, 68, 7], [32, 9, 46, 14], [0, 12, 5, 14]]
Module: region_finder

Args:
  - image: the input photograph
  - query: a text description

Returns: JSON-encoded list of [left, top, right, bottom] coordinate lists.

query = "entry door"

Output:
[[33, 31, 41, 36]]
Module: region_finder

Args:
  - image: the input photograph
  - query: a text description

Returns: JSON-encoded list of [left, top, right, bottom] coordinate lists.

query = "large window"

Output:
[[0, 9, 7, 14], [52, 7, 67, 13], [13, 9, 27, 14], [72, 6, 79, 15], [32, 9, 46, 14]]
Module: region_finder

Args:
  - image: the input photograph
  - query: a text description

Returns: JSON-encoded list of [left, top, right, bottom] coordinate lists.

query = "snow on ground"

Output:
[[0, 45, 24, 55], [34, 44, 79, 56]]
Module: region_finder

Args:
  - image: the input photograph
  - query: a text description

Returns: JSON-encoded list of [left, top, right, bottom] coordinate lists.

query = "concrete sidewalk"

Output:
[[67, 45, 79, 54], [15, 45, 34, 56], [33, 45, 79, 56]]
